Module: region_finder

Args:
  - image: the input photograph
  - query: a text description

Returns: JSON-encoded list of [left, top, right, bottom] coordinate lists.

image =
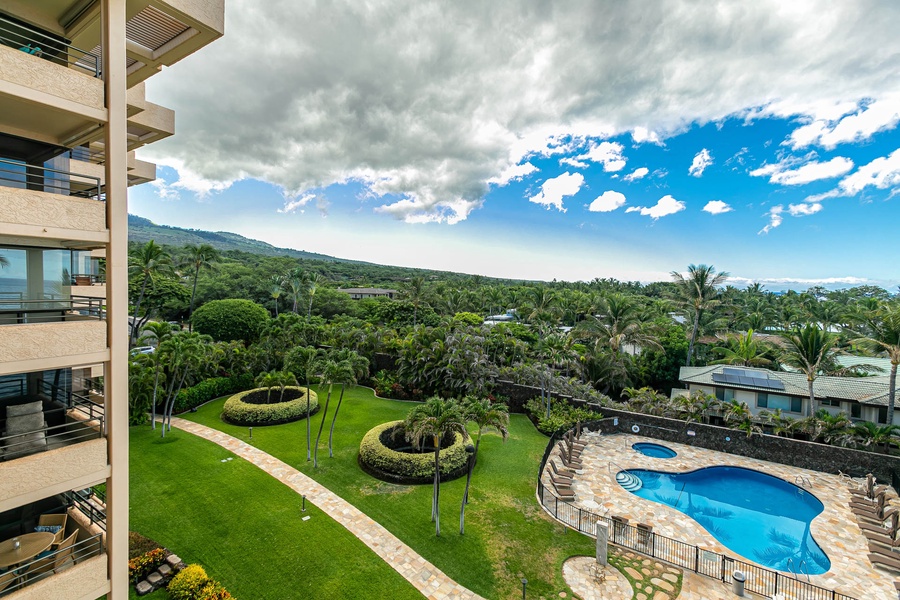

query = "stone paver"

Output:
[[562, 556, 632, 600], [167, 417, 484, 600], [547, 432, 893, 599]]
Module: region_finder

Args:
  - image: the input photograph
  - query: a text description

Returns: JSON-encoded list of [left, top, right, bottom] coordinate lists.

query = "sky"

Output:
[[129, 0, 900, 291]]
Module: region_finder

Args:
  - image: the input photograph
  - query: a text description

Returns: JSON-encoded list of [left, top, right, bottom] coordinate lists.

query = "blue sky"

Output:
[[129, 1, 900, 291]]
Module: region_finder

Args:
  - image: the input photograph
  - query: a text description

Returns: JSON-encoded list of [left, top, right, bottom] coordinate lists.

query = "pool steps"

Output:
[[616, 471, 643, 492]]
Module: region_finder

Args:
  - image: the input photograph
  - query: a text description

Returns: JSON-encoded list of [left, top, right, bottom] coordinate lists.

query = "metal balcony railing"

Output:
[[0, 531, 104, 595], [0, 158, 102, 201], [71, 273, 106, 286], [0, 14, 100, 77], [66, 147, 105, 165], [0, 393, 104, 461], [0, 296, 105, 324]]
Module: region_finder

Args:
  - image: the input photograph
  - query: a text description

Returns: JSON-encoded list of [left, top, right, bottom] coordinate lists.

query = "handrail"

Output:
[[795, 475, 812, 489], [0, 532, 104, 595], [607, 460, 631, 476], [0, 295, 105, 323], [0, 14, 100, 77], [798, 559, 810, 582], [0, 157, 102, 200]]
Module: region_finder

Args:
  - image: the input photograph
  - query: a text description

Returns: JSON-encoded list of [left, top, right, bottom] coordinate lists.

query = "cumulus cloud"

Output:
[[141, 0, 900, 223], [625, 195, 685, 219], [588, 191, 627, 212], [575, 141, 627, 172], [489, 162, 538, 185], [729, 275, 871, 287], [750, 156, 854, 185], [758, 205, 784, 234], [623, 167, 649, 182], [703, 200, 733, 214], [632, 127, 663, 145], [787, 202, 823, 216], [559, 157, 589, 169], [837, 147, 900, 195], [788, 96, 900, 149], [278, 192, 316, 213], [689, 149, 713, 177], [529, 172, 584, 212]]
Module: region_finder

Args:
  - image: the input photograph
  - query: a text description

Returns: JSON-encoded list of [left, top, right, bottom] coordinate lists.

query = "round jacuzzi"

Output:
[[632, 442, 677, 459]]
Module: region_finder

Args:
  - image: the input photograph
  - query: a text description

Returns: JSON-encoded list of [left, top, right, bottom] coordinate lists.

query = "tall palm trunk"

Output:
[[328, 384, 345, 457], [313, 383, 333, 467], [463, 433, 482, 505], [150, 359, 162, 430], [132, 275, 150, 347], [889, 363, 898, 426], [687, 308, 702, 367], [305, 379, 312, 461], [807, 378, 815, 418], [432, 433, 441, 536]]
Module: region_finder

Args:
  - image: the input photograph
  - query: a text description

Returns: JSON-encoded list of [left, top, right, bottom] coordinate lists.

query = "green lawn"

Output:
[[170, 385, 595, 599], [129, 425, 423, 600]]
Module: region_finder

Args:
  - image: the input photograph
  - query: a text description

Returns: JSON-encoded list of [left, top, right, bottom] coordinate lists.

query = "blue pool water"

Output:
[[619, 466, 830, 574], [632, 442, 677, 458]]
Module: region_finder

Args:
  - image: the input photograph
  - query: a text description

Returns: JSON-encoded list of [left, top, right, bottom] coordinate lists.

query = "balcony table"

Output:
[[0, 532, 55, 569]]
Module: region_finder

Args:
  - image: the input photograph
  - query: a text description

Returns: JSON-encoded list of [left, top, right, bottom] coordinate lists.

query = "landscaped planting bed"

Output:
[[220, 386, 317, 426], [358, 420, 469, 484]]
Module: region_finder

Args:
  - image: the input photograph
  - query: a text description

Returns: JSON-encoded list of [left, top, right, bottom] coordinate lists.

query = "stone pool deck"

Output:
[[547, 432, 894, 600]]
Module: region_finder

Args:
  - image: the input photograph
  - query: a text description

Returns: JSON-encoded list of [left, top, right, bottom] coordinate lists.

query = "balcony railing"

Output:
[[0, 14, 100, 77], [71, 273, 106, 286], [66, 147, 105, 165], [0, 530, 104, 595], [0, 158, 102, 201], [0, 393, 104, 461], [0, 296, 105, 324]]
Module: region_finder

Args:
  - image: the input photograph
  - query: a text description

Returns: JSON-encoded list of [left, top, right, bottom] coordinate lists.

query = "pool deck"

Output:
[[551, 432, 896, 600]]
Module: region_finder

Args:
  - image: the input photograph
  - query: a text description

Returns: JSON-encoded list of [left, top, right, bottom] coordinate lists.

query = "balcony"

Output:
[[0, 158, 106, 245], [0, 491, 107, 598]]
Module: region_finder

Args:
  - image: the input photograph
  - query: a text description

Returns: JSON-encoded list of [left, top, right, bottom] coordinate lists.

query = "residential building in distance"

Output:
[[338, 287, 398, 300], [0, 1, 223, 598]]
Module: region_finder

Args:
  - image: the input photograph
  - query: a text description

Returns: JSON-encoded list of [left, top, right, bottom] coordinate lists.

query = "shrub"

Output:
[[128, 531, 160, 560], [168, 564, 235, 600], [524, 397, 601, 435], [221, 387, 318, 426], [358, 421, 469, 483], [191, 299, 270, 343], [128, 547, 167, 580], [173, 373, 255, 414]]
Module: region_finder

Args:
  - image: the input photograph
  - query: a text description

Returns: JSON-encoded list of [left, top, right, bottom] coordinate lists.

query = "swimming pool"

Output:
[[618, 466, 831, 574], [632, 442, 677, 459]]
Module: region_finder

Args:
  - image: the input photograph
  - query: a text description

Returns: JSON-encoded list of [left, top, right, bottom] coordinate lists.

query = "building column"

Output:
[[102, 0, 128, 597]]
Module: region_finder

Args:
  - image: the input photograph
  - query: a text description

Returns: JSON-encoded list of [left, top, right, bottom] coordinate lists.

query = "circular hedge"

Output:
[[221, 386, 318, 426], [358, 421, 470, 485]]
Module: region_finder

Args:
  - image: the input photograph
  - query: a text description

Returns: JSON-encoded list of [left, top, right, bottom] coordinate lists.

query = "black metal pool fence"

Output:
[[537, 421, 858, 600]]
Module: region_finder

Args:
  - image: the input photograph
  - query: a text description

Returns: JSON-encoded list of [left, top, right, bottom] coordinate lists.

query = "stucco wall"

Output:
[[0, 439, 107, 508], [10, 554, 108, 600], [0, 187, 106, 234], [0, 45, 103, 111], [0, 321, 106, 364]]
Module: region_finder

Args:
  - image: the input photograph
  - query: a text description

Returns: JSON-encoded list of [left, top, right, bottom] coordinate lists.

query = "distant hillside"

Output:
[[128, 214, 363, 263]]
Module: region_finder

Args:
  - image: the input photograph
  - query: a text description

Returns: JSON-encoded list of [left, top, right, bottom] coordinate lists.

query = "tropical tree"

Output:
[[853, 304, 900, 424], [182, 243, 220, 330], [158, 331, 212, 436], [305, 272, 322, 319], [284, 346, 322, 461], [403, 397, 468, 537], [778, 324, 843, 418], [327, 360, 356, 458], [670, 264, 729, 366], [313, 360, 343, 468], [852, 421, 900, 453], [722, 399, 761, 437], [128, 240, 174, 346], [137, 321, 177, 429], [758, 408, 797, 438], [709, 330, 773, 367], [400, 276, 428, 327], [460, 396, 509, 505], [269, 277, 284, 317], [800, 409, 854, 445], [255, 369, 297, 403]]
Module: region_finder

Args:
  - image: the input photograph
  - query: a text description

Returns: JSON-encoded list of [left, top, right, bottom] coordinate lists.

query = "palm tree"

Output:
[[854, 304, 900, 424], [158, 331, 211, 436], [128, 240, 174, 346], [255, 370, 297, 403], [852, 421, 900, 453], [182, 243, 220, 330], [327, 360, 356, 458], [722, 399, 761, 437], [460, 397, 509, 504], [313, 360, 343, 468], [670, 264, 729, 366], [709, 330, 773, 367], [759, 408, 797, 438], [270, 276, 284, 317], [575, 293, 661, 356], [285, 346, 322, 461], [400, 276, 428, 326], [403, 397, 468, 536], [779, 324, 842, 418], [138, 321, 177, 429], [305, 272, 322, 318]]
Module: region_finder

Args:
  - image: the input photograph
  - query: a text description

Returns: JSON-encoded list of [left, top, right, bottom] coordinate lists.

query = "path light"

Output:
[[249, 427, 253, 439], [521, 577, 527, 599], [302, 495, 306, 512], [459, 444, 476, 535]]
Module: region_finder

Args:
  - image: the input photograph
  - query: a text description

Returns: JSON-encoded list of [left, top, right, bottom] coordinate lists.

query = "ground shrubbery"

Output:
[[173, 373, 255, 413], [221, 386, 318, 426], [191, 299, 269, 343], [358, 421, 469, 483], [168, 564, 233, 600], [128, 547, 167, 581], [524, 397, 601, 435]]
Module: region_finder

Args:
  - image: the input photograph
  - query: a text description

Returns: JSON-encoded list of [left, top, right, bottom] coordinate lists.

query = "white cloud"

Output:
[[625, 195, 685, 219], [758, 205, 784, 234], [703, 200, 733, 214], [140, 1, 900, 224], [623, 167, 649, 182], [559, 157, 589, 169], [488, 162, 538, 185], [575, 141, 627, 172], [750, 156, 854, 185], [788, 96, 900, 149], [689, 149, 713, 177], [588, 191, 626, 212], [528, 172, 584, 212], [729, 275, 870, 286], [278, 192, 316, 213], [631, 127, 663, 145], [787, 202, 823, 216], [837, 147, 900, 195]]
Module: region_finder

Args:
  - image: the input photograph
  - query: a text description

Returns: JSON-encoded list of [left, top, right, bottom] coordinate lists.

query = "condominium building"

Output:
[[0, 2, 223, 598]]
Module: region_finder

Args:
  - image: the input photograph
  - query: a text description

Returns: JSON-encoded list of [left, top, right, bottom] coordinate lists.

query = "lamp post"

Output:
[[459, 444, 475, 535], [521, 577, 527, 599]]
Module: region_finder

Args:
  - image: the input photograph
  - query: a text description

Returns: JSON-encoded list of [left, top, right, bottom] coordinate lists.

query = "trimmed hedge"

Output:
[[221, 386, 318, 426], [173, 373, 255, 414], [358, 421, 469, 484], [192, 299, 269, 343]]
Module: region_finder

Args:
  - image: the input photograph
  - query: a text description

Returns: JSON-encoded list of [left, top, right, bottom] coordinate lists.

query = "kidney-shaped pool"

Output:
[[617, 465, 830, 574]]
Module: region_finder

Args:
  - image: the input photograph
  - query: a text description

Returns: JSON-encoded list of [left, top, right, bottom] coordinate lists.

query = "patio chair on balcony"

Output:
[[0, 569, 18, 594], [1, 401, 47, 460], [35, 513, 67, 547], [24, 530, 77, 582]]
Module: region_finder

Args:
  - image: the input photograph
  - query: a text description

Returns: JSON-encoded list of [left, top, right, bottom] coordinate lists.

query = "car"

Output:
[[130, 346, 155, 356]]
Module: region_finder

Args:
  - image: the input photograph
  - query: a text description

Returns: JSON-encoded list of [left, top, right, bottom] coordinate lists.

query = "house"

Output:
[[338, 287, 398, 300], [675, 365, 900, 425], [0, 2, 223, 598]]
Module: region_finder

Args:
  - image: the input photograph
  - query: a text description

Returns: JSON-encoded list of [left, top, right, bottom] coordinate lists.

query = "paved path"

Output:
[[167, 417, 484, 600]]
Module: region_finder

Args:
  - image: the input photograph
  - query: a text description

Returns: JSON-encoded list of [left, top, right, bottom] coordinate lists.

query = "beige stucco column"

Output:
[[103, 0, 128, 597]]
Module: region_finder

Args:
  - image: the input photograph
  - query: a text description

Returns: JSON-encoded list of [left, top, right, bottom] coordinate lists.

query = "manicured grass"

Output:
[[177, 385, 595, 599], [129, 425, 423, 600]]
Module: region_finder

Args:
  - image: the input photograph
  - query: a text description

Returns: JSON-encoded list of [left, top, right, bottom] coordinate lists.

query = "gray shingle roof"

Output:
[[679, 365, 900, 406]]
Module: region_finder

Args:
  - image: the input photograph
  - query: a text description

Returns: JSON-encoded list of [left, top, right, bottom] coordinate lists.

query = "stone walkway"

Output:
[[166, 417, 484, 600]]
